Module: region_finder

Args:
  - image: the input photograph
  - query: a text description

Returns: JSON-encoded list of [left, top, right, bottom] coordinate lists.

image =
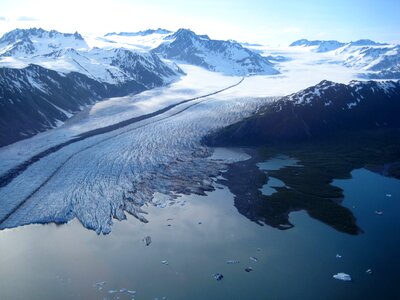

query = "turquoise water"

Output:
[[0, 168, 399, 299]]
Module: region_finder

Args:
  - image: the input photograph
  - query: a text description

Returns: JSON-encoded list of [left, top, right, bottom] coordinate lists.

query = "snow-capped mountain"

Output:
[[34, 47, 182, 86], [206, 80, 400, 145], [290, 38, 389, 53], [290, 38, 389, 50], [0, 48, 184, 146], [338, 44, 400, 79], [100, 29, 171, 50], [2, 26, 399, 147], [0, 28, 183, 145], [290, 38, 400, 79], [347, 39, 387, 47], [0, 28, 182, 86], [105, 28, 172, 37], [0, 64, 148, 146], [0, 28, 89, 57], [153, 28, 279, 76], [289, 39, 345, 52]]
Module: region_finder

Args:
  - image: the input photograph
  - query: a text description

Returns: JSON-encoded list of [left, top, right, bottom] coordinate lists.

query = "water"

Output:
[[257, 155, 300, 171], [0, 167, 399, 299], [258, 155, 297, 196], [260, 176, 286, 196]]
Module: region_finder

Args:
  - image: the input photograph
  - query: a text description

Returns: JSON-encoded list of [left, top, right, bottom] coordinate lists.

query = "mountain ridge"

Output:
[[104, 28, 172, 37], [153, 28, 279, 76], [205, 79, 400, 146], [0, 64, 149, 146]]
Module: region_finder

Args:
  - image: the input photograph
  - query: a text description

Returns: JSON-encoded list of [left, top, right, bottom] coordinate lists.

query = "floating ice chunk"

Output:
[[249, 256, 258, 262], [93, 281, 106, 287], [226, 260, 240, 264], [93, 281, 106, 290], [127, 290, 137, 295], [366, 269, 373, 275], [120, 288, 136, 294], [386, 194, 392, 197], [375, 210, 383, 215], [333, 273, 352, 281], [336, 254, 342, 259], [279, 224, 292, 229], [143, 236, 152, 246], [108, 289, 118, 294], [245, 267, 253, 272], [213, 273, 224, 281], [161, 260, 169, 265]]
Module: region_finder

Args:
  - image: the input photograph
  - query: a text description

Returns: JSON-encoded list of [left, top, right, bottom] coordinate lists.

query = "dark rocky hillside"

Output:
[[206, 80, 400, 146], [0, 64, 146, 147]]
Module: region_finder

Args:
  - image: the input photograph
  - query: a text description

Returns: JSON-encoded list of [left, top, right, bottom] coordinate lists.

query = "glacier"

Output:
[[0, 65, 276, 234], [2, 32, 394, 234]]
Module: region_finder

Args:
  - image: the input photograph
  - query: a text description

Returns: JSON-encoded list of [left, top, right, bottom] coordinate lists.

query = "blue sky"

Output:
[[0, 0, 398, 45]]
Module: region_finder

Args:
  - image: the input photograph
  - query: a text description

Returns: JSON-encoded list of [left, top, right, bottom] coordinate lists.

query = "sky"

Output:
[[0, 0, 399, 45]]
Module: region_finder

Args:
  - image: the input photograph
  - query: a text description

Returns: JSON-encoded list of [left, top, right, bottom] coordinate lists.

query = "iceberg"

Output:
[[333, 273, 352, 281], [249, 256, 258, 262], [143, 236, 152, 246], [226, 260, 240, 264], [213, 273, 224, 281]]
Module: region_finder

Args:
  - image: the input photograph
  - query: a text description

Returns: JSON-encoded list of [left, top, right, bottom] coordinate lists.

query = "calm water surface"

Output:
[[0, 163, 399, 299]]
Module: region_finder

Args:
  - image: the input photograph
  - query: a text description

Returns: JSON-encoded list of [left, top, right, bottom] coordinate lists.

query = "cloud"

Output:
[[17, 16, 38, 21]]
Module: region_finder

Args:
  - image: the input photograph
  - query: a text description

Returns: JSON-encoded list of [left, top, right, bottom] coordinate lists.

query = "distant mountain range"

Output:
[[0, 28, 181, 86], [153, 28, 279, 76], [206, 79, 400, 146], [289, 38, 399, 79], [290, 39, 346, 52], [289, 38, 388, 52], [0, 27, 282, 146], [340, 44, 400, 79], [0, 28, 87, 56], [103, 28, 279, 75], [1, 27, 399, 147], [0, 28, 185, 146], [105, 28, 172, 37]]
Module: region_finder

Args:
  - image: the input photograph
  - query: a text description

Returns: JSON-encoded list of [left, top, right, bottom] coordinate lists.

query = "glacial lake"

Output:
[[0, 165, 399, 299]]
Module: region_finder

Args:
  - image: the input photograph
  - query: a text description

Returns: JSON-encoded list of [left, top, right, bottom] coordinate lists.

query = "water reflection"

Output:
[[0, 169, 399, 300]]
